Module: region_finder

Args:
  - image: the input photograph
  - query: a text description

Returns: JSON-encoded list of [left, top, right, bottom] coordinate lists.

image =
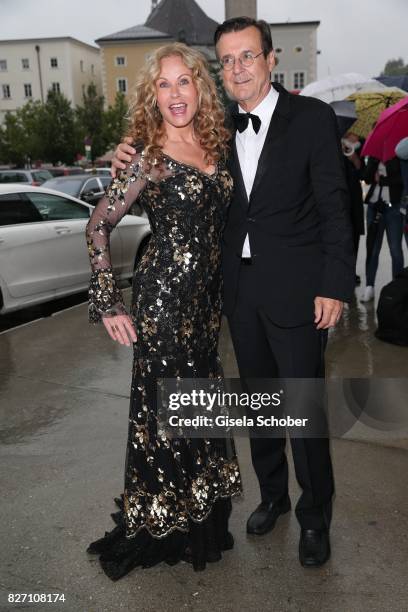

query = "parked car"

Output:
[[0, 168, 53, 186], [0, 184, 151, 314], [85, 167, 112, 177], [42, 174, 111, 205], [46, 167, 84, 177]]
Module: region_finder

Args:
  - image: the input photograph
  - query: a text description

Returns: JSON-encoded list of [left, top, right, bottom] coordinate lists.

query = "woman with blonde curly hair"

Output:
[[85, 43, 242, 580]]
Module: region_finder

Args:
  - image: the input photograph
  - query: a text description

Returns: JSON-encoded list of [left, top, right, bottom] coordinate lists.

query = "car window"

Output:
[[82, 178, 100, 193], [0, 193, 43, 225], [42, 178, 84, 196], [25, 192, 90, 221], [32, 170, 53, 183], [100, 176, 112, 189], [0, 172, 29, 183], [48, 168, 65, 177]]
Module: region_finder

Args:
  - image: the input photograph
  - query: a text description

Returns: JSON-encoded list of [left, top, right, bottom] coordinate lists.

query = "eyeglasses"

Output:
[[219, 50, 264, 71]]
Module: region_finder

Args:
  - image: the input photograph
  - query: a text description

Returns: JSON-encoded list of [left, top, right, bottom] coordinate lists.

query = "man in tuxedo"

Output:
[[110, 17, 355, 568], [214, 17, 355, 568]]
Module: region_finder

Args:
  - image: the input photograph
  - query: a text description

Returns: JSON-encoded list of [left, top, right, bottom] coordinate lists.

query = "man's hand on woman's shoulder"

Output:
[[111, 137, 136, 178]]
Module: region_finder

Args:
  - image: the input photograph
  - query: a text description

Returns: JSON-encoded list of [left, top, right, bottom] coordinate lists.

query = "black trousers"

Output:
[[227, 262, 334, 530]]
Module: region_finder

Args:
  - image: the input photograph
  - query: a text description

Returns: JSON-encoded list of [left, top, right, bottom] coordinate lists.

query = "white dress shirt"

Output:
[[236, 86, 279, 257]]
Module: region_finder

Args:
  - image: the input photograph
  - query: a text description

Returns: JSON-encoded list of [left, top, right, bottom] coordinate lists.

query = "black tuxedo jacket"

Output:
[[222, 82, 356, 327]]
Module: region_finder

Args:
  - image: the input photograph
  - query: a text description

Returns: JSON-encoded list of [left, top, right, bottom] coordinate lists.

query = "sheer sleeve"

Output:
[[85, 149, 148, 323]]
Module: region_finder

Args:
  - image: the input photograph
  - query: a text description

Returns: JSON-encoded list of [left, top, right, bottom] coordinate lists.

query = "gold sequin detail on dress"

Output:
[[85, 145, 242, 579]]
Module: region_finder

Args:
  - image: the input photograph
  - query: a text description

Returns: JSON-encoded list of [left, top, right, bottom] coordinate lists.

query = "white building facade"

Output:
[[270, 22, 320, 91], [0, 37, 102, 123]]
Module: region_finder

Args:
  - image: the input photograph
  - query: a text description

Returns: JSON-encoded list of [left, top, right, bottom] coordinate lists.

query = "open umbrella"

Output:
[[375, 75, 408, 93], [300, 73, 387, 103], [347, 89, 406, 139], [330, 100, 357, 136], [361, 96, 408, 265], [395, 136, 408, 160], [361, 97, 408, 162]]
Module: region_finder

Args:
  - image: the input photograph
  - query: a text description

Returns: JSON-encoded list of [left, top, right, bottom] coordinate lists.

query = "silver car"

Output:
[[0, 184, 150, 314], [0, 168, 54, 186], [42, 174, 109, 205]]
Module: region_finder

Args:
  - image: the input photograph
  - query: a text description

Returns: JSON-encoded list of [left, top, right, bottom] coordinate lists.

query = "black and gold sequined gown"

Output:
[[85, 146, 242, 580]]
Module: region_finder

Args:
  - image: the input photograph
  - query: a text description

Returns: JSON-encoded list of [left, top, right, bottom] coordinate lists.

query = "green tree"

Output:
[[102, 91, 129, 151], [75, 82, 105, 160], [40, 90, 76, 164], [0, 111, 26, 165], [381, 58, 408, 76], [18, 99, 46, 161], [0, 100, 44, 165]]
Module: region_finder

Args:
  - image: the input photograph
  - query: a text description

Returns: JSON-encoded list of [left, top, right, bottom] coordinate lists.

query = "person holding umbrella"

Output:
[[360, 155, 404, 302], [341, 130, 366, 285], [360, 97, 408, 301]]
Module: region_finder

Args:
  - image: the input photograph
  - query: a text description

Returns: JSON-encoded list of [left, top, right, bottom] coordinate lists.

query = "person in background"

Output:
[[361, 155, 405, 302], [395, 136, 408, 249], [342, 131, 366, 285]]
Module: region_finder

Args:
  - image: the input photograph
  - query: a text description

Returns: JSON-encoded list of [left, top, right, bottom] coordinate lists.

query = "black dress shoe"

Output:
[[299, 529, 330, 567], [247, 496, 291, 535]]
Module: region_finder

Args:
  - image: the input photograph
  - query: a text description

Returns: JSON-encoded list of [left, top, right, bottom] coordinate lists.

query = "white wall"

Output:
[[271, 25, 318, 89], [0, 38, 102, 123]]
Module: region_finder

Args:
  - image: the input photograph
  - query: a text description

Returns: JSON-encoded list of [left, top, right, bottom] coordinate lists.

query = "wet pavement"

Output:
[[0, 241, 407, 612]]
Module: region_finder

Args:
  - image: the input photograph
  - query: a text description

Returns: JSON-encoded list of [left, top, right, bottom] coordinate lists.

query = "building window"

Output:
[[80, 60, 84, 72], [294, 45, 303, 53], [24, 83, 32, 98], [22, 58, 30, 69], [117, 78, 127, 93], [293, 71, 305, 89], [273, 72, 285, 86], [91, 63, 95, 75], [2, 84, 11, 99], [51, 82, 61, 94], [0, 59, 7, 71], [116, 56, 126, 66], [50, 57, 58, 68]]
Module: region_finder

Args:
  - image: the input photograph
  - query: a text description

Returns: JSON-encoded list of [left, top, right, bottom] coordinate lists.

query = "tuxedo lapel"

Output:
[[227, 102, 249, 208], [231, 139, 249, 207], [226, 84, 292, 209], [249, 83, 291, 204]]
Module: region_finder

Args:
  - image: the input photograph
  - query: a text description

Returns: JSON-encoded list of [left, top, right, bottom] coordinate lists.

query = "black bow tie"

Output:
[[233, 112, 261, 134]]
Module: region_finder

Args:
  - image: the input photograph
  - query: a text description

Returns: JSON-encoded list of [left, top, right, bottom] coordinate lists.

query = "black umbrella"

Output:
[[330, 100, 357, 136], [375, 74, 408, 93]]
